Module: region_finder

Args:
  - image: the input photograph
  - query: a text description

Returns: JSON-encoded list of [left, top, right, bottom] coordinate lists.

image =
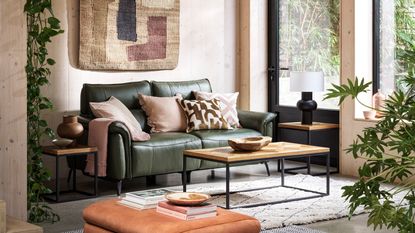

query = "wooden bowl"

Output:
[[165, 192, 211, 206], [228, 136, 272, 151]]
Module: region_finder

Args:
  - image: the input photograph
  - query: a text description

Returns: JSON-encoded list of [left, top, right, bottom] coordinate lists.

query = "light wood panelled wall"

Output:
[[0, 0, 27, 220]]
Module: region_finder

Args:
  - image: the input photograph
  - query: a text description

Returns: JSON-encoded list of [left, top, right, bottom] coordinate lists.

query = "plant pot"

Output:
[[57, 115, 84, 142]]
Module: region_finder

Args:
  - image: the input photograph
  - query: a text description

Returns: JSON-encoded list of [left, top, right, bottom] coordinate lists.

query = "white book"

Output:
[[118, 199, 157, 210], [156, 206, 217, 220], [125, 188, 171, 205]]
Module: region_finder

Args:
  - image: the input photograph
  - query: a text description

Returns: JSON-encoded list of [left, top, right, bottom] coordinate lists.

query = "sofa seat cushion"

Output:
[[131, 133, 202, 176], [190, 129, 262, 169]]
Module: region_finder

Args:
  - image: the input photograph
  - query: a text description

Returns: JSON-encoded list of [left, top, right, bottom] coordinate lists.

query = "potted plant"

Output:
[[324, 74, 415, 232]]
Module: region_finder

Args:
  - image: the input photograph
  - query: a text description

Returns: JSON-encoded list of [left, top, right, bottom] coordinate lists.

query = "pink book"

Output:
[[158, 201, 217, 215], [156, 206, 216, 220]]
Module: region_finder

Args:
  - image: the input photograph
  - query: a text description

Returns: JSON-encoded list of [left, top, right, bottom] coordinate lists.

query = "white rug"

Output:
[[171, 174, 362, 230]]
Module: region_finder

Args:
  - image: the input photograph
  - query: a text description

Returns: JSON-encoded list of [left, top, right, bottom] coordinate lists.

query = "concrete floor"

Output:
[[40, 161, 398, 233]]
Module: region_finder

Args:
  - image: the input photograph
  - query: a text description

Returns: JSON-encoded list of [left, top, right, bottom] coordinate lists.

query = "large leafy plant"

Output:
[[25, 0, 63, 223], [324, 75, 415, 232]]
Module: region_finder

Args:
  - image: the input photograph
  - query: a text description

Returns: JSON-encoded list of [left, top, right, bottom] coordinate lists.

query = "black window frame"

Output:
[[373, 0, 381, 93]]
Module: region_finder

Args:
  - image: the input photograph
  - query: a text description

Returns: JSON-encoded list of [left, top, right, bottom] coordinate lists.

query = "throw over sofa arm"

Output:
[[78, 116, 133, 180], [237, 110, 277, 137]]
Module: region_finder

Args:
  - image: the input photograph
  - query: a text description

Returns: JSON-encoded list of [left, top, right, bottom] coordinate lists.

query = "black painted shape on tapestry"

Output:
[[117, 0, 137, 42]]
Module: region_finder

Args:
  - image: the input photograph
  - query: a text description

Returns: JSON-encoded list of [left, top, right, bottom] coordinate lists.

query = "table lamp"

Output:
[[290, 71, 324, 125]]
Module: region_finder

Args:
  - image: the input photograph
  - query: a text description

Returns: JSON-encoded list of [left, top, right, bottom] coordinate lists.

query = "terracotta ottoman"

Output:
[[83, 199, 260, 233]]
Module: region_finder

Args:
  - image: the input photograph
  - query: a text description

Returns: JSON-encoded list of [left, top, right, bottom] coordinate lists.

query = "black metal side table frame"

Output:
[[278, 127, 339, 176], [182, 152, 330, 209], [43, 150, 98, 202]]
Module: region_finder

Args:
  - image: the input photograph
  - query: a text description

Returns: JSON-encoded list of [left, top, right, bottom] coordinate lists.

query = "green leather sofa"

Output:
[[77, 79, 277, 195]]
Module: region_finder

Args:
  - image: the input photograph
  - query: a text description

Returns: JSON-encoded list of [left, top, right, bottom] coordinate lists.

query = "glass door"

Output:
[[268, 0, 340, 123]]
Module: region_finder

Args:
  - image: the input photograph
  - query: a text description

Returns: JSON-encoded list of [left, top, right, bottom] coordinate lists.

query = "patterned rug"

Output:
[[46, 174, 389, 232], [179, 174, 363, 230]]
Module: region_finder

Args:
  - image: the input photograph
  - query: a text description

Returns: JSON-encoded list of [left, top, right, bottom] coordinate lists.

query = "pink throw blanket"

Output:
[[85, 118, 115, 177]]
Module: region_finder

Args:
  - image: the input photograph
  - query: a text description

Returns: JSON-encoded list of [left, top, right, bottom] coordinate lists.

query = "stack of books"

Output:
[[119, 189, 171, 210], [156, 201, 217, 220]]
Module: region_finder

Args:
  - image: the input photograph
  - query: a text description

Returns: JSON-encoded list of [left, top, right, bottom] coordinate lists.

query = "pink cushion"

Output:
[[89, 96, 150, 141], [194, 91, 240, 127], [138, 94, 187, 133]]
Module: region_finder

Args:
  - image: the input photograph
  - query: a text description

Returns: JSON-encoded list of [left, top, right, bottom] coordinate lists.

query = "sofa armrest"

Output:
[[237, 110, 277, 137]]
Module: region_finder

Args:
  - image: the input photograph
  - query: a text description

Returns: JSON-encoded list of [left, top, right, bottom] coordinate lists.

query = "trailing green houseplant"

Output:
[[25, 0, 63, 223], [324, 74, 415, 233]]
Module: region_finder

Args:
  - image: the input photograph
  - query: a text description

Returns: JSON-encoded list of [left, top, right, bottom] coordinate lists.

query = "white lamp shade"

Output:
[[290, 71, 324, 92]]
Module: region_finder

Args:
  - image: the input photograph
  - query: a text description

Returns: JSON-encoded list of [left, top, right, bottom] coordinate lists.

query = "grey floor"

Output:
[[40, 161, 397, 233]]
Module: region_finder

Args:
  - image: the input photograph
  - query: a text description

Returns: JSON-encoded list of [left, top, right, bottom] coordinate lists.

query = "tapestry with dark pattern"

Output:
[[178, 99, 232, 133], [79, 0, 180, 71]]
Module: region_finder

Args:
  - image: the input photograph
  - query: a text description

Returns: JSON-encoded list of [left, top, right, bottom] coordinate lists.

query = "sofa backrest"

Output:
[[152, 79, 212, 99], [80, 81, 152, 119]]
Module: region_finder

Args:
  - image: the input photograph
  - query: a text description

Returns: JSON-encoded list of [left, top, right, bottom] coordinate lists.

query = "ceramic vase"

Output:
[[57, 115, 84, 141], [372, 89, 385, 118]]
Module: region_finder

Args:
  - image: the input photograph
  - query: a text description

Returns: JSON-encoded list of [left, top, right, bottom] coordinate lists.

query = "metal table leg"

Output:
[[281, 158, 285, 186], [56, 155, 60, 202], [182, 155, 187, 192], [225, 164, 230, 209], [326, 152, 330, 195], [94, 152, 98, 196]]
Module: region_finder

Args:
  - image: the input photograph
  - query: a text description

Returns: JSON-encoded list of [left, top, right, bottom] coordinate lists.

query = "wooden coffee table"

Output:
[[183, 142, 330, 209]]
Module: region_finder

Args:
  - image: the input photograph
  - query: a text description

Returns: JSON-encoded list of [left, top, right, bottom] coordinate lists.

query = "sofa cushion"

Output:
[[138, 94, 187, 133], [190, 129, 262, 169], [81, 81, 152, 118], [152, 79, 212, 99], [89, 96, 150, 141], [131, 133, 202, 177], [178, 99, 232, 133], [195, 91, 240, 128]]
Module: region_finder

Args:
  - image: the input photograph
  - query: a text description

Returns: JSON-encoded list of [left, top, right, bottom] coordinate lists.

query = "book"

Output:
[[124, 188, 171, 205], [156, 206, 217, 220], [118, 199, 157, 210], [158, 201, 217, 215]]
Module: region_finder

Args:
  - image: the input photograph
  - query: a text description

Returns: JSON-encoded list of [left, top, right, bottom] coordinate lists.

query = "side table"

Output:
[[42, 145, 98, 202], [277, 122, 339, 175]]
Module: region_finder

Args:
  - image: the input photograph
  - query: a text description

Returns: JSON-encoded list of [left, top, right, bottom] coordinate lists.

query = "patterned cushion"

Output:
[[194, 91, 240, 127], [177, 99, 232, 133]]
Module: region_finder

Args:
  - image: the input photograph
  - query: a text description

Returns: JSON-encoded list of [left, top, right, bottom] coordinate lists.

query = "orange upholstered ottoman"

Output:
[[83, 199, 260, 233]]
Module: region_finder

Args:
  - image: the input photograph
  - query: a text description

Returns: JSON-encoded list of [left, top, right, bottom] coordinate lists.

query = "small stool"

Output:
[[83, 199, 260, 233]]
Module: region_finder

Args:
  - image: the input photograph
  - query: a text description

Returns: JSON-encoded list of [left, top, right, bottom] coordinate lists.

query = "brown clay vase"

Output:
[[57, 115, 84, 141]]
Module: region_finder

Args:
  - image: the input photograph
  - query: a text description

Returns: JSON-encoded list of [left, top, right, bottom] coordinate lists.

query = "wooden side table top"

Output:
[[42, 145, 98, 156], [278, 122, 339, 131], [184, 142, 329, 163]]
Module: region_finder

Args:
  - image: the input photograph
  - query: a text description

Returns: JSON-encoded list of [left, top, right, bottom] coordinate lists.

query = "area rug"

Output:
[[176, 174, 362, 230]]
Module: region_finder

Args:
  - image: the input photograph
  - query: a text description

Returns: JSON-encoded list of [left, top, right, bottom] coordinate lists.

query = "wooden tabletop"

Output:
[[184, 142, 330, 163], [278, 122, 339, 131], [42, 145, 98, 156]]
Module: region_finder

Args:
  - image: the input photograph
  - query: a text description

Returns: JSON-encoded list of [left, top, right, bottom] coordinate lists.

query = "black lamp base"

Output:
[[296, 92, 317, 125]]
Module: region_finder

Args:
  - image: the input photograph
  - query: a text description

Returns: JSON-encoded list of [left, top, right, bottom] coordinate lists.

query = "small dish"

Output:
[[165, 192, 211, 206], [52, 138, 73, 148], [228, 136, 272, 151]]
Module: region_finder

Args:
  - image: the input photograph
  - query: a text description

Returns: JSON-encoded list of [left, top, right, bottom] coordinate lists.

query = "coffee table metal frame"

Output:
[[182, 151, 330, 209]]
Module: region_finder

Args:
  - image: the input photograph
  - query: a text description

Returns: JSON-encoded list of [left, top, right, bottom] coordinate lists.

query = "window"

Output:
[[278, 0, 340, 110], [375, 0, 415, 95]]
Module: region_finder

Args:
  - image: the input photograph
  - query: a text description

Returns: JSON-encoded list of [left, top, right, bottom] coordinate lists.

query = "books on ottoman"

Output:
[[119, 188, 171, 210], [156, 201, 217, 220]]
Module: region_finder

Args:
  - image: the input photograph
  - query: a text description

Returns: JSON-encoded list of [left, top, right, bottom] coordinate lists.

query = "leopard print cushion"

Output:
[[177, 98, 232, 133]]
